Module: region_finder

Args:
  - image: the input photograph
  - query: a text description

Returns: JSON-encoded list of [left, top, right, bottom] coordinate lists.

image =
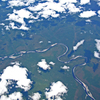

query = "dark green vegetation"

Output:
[[0, 11, 100, 99]]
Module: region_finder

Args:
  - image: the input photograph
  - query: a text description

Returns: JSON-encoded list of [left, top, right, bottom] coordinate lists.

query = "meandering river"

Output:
[[0, 43, 95, 100]]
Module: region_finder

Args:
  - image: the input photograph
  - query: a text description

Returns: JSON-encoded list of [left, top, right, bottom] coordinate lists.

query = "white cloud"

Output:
[[49, 61, 55, 66], [2, 0, 98, 30], [21, 33, 24, 37], [0, 80, 8, 95], [6, 22, 29, 30], [28, 20, 35, 23], [37, 59, 55, 70], [8, 0, 77, 8], [59, 0, 77, 3], [80, 0, 90, 5], [7, 9, 33, 24], [96, 0, 100, 6], [28, 0, 80, 19], [19, 24, 29, 30], [37, 59, 51, 70], [48, 41, 51, 43], [0, 62, 32, 93], [95, 39, 100, 52], [2, 0, 7, 1], [39, 9, 59, 18], [97, 2, 100, 6], [9, 22, 19, 29], [94, 51, 100, 58], [45, 81, 68, 100], [86, 19, 91, 22], [79, 11, 96, 18], [8, 0, 25, 7], [94, 39, 100, 58], [67, 3, 81, 13], [6, 9, 34, 30], [6, 0, 80, 21], [8, 0, 35, 7], [0, 23, 5, 26], [0, 92, 23, 100], [30, 92, 41, 100], [10, 61, 20, 65], [73, 40, 84, 51], [61, 65, 70, 71], [39, 41, 43, 43], [2, 0, 81, 30], [98, 10, 100, 17]]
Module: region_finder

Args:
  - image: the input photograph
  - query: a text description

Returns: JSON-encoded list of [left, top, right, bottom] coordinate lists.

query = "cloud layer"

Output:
[[0, 62, 32, 96], [45, 81, 68, 100], [1, 0, 99, 30]]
